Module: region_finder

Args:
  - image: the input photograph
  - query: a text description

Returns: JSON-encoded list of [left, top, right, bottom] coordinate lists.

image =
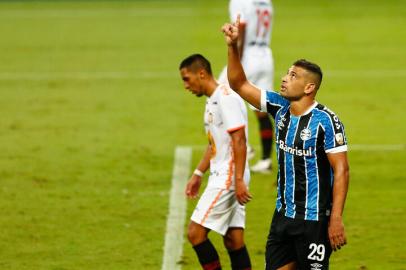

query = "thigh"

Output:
[[294, 219, 332, 270], [265, 211, 296, 270], [228, 202, 246, 229]]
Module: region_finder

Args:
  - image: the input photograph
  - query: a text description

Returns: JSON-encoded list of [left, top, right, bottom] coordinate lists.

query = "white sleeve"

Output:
[[325, 145, 348, 153], [220, 94, 246, 133], [260, 89, 267, 112]]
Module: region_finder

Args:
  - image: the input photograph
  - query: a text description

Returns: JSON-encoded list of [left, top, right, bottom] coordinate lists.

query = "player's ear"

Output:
[[198, 69, 206, 79], [304, 83, 316, 95]]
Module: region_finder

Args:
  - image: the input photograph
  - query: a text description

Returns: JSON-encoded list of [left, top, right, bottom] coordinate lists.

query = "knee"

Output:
[[187, 223, 207, 246], [187, 228, 198, 245], [223, 234, 244, 250], [223, 236, 234, 250], [223, 228, 245, 250], [223, 235, 233, 250]]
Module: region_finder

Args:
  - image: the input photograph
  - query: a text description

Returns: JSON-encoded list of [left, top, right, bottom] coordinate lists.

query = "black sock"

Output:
[[193, 239, 222, 270], [228, 245, 251, 270], [259, 116, 273, 159]]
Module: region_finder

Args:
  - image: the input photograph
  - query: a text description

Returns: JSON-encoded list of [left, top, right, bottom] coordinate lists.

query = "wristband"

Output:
[[193, 169, 204, 177]]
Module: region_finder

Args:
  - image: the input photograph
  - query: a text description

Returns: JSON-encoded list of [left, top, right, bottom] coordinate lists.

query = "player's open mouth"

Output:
[[280, 85, 287, 91]]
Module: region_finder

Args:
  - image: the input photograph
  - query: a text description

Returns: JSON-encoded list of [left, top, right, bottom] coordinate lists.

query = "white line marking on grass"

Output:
[[0, 8, 199, 18], [0, 71, 176, 81], [325, 70, 406, 78], [162, 146, 192, 270], [350, 144, 405, 151]]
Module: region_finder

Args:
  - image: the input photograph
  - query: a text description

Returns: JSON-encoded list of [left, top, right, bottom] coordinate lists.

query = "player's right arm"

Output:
[[222, 15, 261, 110], [237, 21, 245, 59], [185, 145, 211, 199]]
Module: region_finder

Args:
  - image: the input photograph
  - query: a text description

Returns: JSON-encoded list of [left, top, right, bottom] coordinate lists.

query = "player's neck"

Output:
[[205, 79, 219, 97], [290, 99, 316, 116]]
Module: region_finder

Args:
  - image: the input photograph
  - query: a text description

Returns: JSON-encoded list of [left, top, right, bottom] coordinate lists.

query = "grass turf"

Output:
[[0, 0, 405, 269]]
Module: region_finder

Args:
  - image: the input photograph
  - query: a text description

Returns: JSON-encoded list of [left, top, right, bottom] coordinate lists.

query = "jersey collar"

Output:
[[291, 101, 318, 117]]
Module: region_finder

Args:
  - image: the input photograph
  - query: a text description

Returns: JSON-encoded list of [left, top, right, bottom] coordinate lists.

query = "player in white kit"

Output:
[[218, 0, 275, 173], [180, 54, 252, 270]]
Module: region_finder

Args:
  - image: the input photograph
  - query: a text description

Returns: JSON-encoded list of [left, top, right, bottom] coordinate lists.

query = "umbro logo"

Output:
[[310, 262, 323, 270]]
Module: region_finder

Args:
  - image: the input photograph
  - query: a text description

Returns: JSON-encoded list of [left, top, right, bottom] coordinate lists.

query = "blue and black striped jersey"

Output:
[[260, 90, 348, 221]]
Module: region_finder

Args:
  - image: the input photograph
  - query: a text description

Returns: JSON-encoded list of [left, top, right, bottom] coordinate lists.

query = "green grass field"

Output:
[[0, 0, 405, 269]]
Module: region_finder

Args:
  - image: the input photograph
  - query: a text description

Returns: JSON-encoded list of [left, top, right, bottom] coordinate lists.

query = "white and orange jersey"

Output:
[[204, 84, 250, 190], [229, 0, 273, 53]]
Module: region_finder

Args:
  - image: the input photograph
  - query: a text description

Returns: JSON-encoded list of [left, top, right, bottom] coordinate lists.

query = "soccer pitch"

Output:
[[0, 0, 405, 269]]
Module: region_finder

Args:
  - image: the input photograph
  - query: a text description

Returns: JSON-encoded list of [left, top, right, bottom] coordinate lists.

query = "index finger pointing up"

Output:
[[235, 14, 241, 27]]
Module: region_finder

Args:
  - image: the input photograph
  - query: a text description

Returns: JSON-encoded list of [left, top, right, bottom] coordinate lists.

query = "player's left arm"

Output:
[[327, 151, 350, 251], [229, 127, 252, 205]]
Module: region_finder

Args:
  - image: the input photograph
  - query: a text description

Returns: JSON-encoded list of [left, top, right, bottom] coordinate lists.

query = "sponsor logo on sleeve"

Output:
[[335, 133, 344, 145]]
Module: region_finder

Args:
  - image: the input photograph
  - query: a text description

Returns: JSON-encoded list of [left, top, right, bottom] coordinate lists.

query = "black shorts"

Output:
[[265, 210, 332, 270]]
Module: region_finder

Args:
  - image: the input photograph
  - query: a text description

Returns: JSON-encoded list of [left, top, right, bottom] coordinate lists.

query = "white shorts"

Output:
[[191, 186, 246, 236]]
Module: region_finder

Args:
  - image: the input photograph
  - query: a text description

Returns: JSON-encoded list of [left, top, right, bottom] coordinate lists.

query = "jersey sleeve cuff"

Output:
[[260, 89, 267, 112], [325, 145, 348, 153], [227, 125, 245, 133]]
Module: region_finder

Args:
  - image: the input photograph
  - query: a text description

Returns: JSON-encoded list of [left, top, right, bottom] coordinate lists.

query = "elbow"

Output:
[[333, 162, 350, 184], [239, 137, 247, 146], [339, 163, 350, 185], [232, 135, 246, 149], [344, 161, 350, 176]]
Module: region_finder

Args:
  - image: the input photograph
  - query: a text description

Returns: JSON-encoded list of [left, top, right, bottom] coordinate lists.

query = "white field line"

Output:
[[325, 70, 406, 78], [189, 144, 405, 152], [0, 8, 200, 18], [1, 70, 405, 81], [349, 144, 405, 151], [0, 71, 176, 81], [162, 146, 192, 270]]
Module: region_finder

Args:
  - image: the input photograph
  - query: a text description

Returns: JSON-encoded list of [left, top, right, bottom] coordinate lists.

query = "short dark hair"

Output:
[[293, 59, 323, 90], [179, 54, 213, 75]]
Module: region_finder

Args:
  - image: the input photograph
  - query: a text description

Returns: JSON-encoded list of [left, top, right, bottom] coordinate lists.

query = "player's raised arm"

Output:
[[222, 15, 261, 109]]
